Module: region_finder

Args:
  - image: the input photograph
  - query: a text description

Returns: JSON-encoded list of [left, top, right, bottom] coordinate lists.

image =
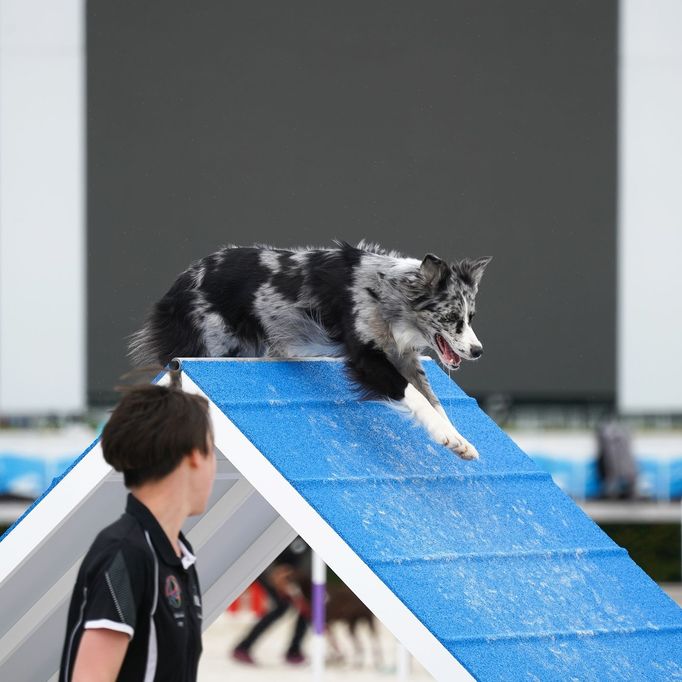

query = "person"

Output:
[[232, 537, 310, 665], [59, 383, 216, 682], [596, 415, 638, 499]]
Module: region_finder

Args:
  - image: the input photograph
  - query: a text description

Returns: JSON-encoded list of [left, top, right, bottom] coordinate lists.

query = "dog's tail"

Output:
[[127, 320, 163, 367], [128, 269, 207, 368]]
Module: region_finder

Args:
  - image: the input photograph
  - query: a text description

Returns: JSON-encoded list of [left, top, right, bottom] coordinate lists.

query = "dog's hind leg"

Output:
[[348, 619, 365, 668], [326, 626, 345, 665], [345, 342, 478, 459], [366, 617, 384, 670]]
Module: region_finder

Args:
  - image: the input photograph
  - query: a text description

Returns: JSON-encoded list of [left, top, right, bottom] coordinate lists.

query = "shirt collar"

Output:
[[178, 539, 197, 570], [125, 493, 195, 569]]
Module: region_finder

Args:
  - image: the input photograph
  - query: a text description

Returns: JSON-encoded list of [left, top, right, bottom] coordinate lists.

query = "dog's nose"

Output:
[[470, 345, 483, 359]]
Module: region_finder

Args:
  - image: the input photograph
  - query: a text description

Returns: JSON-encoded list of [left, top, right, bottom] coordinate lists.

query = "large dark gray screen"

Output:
[[88, 1, 616, 404]]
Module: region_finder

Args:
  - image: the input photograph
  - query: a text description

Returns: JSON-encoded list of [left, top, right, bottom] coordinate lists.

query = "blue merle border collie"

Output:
[[129, 241, 491, 460]]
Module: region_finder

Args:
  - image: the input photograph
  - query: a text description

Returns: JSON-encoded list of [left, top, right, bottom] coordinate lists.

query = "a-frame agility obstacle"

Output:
[[1, 358, 681, 680]]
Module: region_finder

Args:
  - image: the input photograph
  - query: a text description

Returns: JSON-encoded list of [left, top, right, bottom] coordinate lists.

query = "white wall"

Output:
[[0, 0, 85, 414], [619, 0, 682, 413], [0, 1, 679, 414]]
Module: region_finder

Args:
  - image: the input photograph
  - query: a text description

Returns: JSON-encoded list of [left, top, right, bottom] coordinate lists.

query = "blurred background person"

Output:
[[232, 537, 311, 666]]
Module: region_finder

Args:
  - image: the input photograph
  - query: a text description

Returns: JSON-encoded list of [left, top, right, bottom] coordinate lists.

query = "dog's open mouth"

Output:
[[435, 334, 462, 368]]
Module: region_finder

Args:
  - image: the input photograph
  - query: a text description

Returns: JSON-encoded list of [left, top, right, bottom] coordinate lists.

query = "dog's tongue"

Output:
[[443, 345, 461, 365], [436, 334, 461, 365]]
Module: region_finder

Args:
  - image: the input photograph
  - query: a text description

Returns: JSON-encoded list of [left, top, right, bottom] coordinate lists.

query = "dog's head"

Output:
[[412, 254, 491, 370]]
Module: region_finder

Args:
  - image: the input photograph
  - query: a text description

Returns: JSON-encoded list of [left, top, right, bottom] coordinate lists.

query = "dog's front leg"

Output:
[[391, 353, 475, 448], [401, 384, 479, 460], [392, 353, 449, 418], [345, 342, 478, 459]]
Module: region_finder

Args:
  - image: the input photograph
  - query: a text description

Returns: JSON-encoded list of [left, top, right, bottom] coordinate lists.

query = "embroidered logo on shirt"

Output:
[[164, 575, 182, 609]]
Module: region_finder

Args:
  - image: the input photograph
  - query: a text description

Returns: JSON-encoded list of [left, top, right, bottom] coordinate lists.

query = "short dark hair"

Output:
[[101, 384, 212, 488]]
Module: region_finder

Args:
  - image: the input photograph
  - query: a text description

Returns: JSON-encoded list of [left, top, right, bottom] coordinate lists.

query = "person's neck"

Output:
[[131, 482, 188, 556]]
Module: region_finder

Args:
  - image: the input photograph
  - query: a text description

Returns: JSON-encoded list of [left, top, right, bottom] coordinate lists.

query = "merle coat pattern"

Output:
[[129, 242, 491, 459]]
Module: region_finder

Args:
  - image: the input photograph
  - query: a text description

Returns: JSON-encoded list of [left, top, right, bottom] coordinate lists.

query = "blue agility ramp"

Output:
[[179, 358, 682, 681], [1, 358, 681, 680]]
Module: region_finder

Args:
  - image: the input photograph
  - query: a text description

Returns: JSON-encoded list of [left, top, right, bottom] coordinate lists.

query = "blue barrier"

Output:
[[0, 454, 77, 498]]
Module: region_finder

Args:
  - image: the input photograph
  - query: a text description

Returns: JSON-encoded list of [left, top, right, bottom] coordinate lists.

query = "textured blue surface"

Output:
[[0, 439, 100, 543], [183, 359, 682, 681]]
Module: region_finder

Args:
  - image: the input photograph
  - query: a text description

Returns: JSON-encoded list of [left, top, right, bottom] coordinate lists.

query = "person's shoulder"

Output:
[[84, 512, 153, 575], [92, 511, 144, 548]]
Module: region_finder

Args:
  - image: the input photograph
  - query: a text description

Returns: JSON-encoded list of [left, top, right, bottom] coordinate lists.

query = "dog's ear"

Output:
[[455, 256, 492, 288], [420, 254, 450, 288]]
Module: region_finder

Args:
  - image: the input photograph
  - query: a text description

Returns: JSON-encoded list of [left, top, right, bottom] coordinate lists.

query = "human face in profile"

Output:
[[188, 431, 216, 516]]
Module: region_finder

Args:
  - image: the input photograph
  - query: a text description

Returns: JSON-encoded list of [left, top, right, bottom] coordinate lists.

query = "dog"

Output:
[[129, 241, 491, 459], [323, 583, 382, 669], [295, 575, 382, 668]]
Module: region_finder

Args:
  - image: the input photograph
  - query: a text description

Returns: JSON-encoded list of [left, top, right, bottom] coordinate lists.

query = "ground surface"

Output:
[[199, 585, 682, 681], [199, 610, 432, 681]]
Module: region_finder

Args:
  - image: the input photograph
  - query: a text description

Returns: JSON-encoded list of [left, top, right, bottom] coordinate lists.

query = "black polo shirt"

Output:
[[59, 494, 203, 682]]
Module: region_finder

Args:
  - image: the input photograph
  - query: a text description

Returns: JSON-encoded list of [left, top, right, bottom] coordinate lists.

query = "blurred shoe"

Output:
[[285, 652, 306, 665], [232, 648, 255, 665]]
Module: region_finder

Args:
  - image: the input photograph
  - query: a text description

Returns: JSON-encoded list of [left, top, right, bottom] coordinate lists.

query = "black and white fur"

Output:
[[129, 241, 491, 459]]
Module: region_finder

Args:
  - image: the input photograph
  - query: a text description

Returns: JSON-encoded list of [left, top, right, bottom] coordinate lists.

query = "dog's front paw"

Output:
[[435, 425, 479, 460], [454, 437, 479, 460]]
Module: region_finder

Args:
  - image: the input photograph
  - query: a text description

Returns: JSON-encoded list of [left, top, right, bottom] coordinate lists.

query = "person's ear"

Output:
[[186, 448, 204, 469]]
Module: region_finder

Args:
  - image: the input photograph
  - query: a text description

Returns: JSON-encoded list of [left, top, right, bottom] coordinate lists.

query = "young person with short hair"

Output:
[[59, 384, 216, 682]]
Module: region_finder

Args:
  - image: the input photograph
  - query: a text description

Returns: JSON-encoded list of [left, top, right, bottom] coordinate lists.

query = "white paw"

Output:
[[433, 424, 479, 460], [454, 437, 479, 460], [400, 385, 479, 461]]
